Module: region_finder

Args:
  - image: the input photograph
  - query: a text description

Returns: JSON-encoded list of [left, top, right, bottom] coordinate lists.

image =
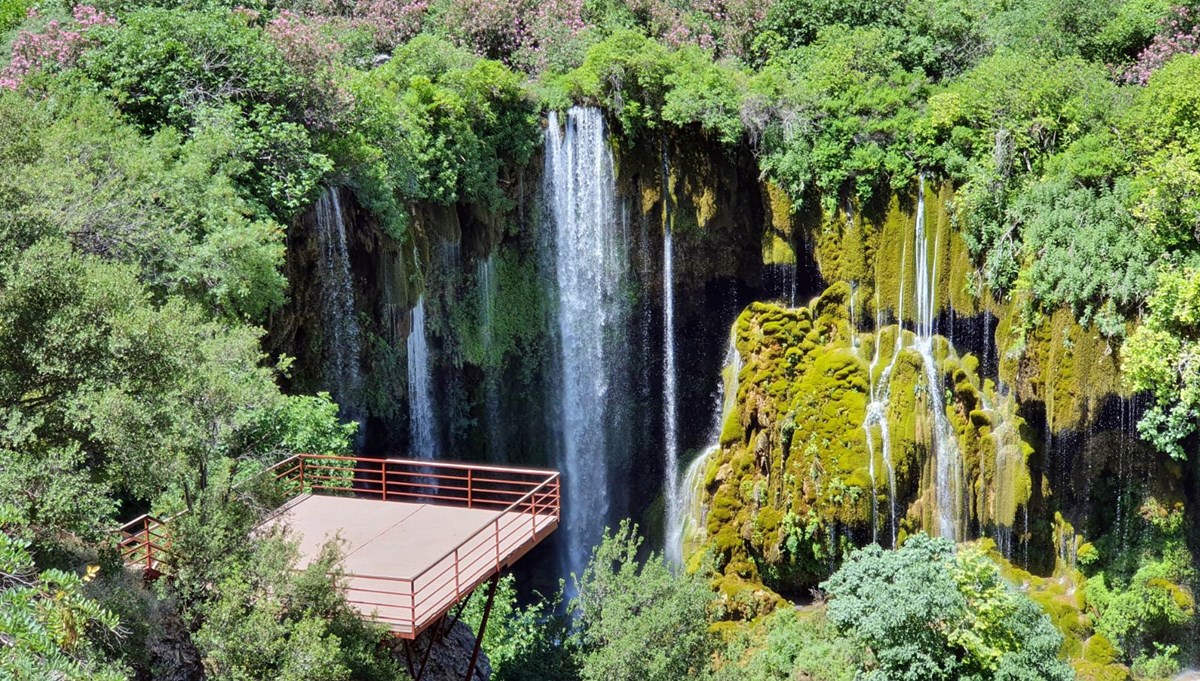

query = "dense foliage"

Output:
[[571, 522, 713, 681], [3, 0, 1200, 675], [823, 535, 1073, 681]]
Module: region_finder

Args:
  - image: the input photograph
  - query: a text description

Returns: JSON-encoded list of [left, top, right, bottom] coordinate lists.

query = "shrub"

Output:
[[571, 521, 713, 681], [822, 535, 1073, 681], [0, 5, 115, 90]]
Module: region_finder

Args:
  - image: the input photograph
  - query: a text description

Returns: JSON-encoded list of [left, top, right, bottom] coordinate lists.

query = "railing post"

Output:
[[381, 462, 388, 502], [467, 469, 473, 509], [298, 456, 305, 492], [144, 518, 152, 571], [454, 547, 460, 595]]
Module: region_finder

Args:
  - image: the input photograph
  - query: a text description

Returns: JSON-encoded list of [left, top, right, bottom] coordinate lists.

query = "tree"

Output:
[[708, 607, 860, 681], [79, 7, 337, 217], [463, 574, 578, 681], [0, 505, 126, 680], [822, 535, 1072, 681], [0, 87, 286, 320], [1124, 54, 1200, 254], [570, 521, 713, 681], [1123, 263, 1200, 459], [183, 521, 408, 681]]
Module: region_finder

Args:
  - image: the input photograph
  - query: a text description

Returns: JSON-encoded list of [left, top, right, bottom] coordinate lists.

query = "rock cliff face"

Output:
[[271, 118, 1196, 627], [402, 620, 491, 681], [268, 186, 415, 451]]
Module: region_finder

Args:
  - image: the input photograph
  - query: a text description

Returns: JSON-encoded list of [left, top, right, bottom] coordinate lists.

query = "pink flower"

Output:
[[1, 5, 114, 90], [1124, 6, 1200, 85]]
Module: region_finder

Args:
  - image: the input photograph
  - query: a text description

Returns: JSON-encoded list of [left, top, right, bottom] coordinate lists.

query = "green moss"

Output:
[[720, 402, 745, 445], [1083, 634, 1119, 665], [1073, 660, 1130, 681], [696, 283, 1040, 609], [998, 305, 1125, 433]]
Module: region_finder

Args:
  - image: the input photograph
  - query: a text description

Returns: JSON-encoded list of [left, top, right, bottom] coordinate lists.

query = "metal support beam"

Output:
[[464, 573, 500, 681], [402, 584, 483, 681]]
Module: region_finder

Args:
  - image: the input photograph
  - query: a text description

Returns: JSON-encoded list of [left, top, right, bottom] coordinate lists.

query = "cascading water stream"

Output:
[[911, 177, 966, 542], [861, 253, 905, 548], [662, 142, 683, 567], [314, 187, 363, 436], [672, 338, 741, 563], [478, 255, 504, 461], [544, 107, 626, 581], [479, 255, 496, 347], [662, 223, 682, 563], [407, 296, 438, 459]]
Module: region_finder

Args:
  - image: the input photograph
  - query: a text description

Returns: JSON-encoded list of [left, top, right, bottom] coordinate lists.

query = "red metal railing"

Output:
[[114, 455, 561, 638], [271, 455, 561, 638], [115, 513, 172, 573]]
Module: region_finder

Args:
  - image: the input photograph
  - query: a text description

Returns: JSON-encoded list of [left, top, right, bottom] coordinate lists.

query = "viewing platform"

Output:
[[116, 455, 561, 643]]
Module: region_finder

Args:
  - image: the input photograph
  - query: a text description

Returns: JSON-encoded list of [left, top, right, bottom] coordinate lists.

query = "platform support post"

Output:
[[464, 573, 500, 681]]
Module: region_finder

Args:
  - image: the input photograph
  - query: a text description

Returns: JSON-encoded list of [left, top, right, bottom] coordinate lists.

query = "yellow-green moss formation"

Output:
[[805, 181, 985, 323], [696, 284, 1038, 615], [803, 181, 1128, 443]]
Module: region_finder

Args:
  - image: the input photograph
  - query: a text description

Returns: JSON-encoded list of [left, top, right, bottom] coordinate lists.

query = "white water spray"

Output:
[[911, 178, 966, 541], [671, 337, 741, 564], [407, 296, 438, 459], [860, 244, 905, 547], [314, 187, 363, 435], [544, 107, 626, 581], [662, 223, 682, 564], [478, 255, 504, 461]]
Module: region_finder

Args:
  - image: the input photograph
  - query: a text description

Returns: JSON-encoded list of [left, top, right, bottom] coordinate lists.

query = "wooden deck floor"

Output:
[[263, 495, 557, 637]]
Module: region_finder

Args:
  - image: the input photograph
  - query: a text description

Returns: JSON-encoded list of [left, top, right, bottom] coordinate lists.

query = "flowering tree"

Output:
[[264, 10, 353, 129], [0, 5, 114, 90], [438, 0, 587, 69], [356, 0, 428, 50], [281, 0, 428, 52], [1124, 6, 1200, 85]]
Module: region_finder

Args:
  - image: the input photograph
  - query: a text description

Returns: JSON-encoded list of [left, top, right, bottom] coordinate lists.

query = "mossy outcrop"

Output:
[[696, 284, 1038, 615], [786, 180, 987, 324]]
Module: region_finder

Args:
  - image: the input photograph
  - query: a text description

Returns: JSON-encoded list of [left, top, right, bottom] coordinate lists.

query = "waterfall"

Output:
[[671, 338, 741, 563], [407, 296, 438, 459], [478, 255, 504, 461], [663, 225, 683, 564], [662, 140, 682, 567], [544, 107, 627, 581], [861, 248, 905, 548], [911, 177, 966, 542], [314, 187, 363, 435], [479, 254, 496, 348]]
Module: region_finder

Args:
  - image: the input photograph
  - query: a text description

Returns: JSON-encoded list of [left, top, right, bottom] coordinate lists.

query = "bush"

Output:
[[463, 574, 578, 681], [1009, 177, 1158, 324], [80, 7, 335, 216], [709, 608, 859, 681], [353, 35, 540, 216], [0, 505, 127, 681], [822, 535, 1073, 681], [179, 515, 405, 681], [571, 521, 713, 681]]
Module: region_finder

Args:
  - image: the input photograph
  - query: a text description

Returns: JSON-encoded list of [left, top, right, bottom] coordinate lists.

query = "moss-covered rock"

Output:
[[806, 180, 987, 324], [695, 285, 1038, 611]]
